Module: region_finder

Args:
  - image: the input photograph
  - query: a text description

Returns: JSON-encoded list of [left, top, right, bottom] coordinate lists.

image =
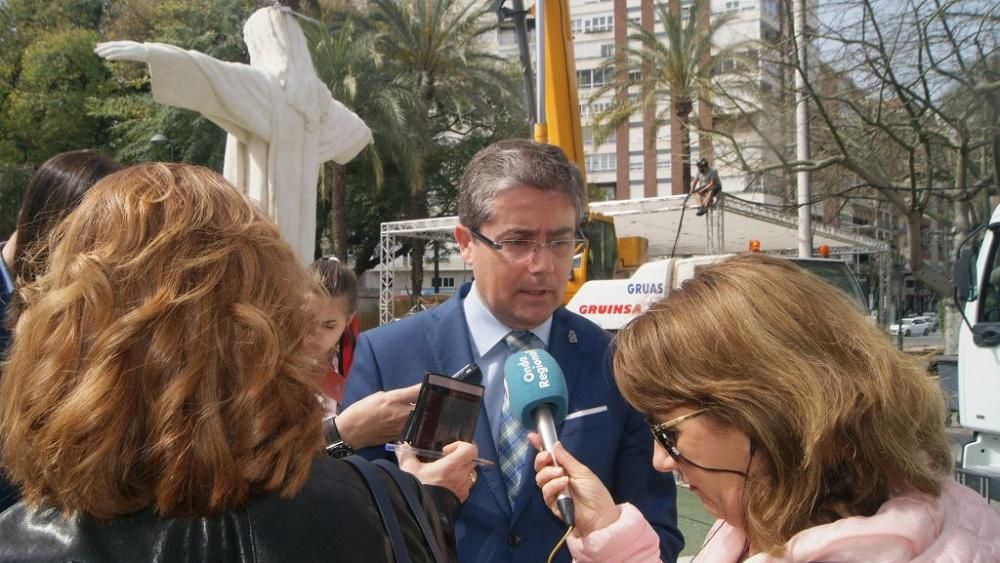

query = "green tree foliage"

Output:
[[305, 14, 421, 261], [2, 28, 110, 163], [362, 0, 521, 300], [0, 0, 115, 234], [0, 164, 31, 236]]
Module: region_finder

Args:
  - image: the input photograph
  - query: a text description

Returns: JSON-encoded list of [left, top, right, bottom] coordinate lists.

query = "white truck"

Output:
[[954, 203, 1000, 489], [567, 253, 869, 331]]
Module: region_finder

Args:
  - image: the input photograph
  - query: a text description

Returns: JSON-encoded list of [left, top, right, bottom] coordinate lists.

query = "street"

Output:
[[901, 332, 944, 351]]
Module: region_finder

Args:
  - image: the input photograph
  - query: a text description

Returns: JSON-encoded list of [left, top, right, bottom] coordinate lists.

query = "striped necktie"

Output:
[[497, 330, 539, 508]]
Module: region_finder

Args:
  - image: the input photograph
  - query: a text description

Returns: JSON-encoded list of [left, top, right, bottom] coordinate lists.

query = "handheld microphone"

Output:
[[503, 348, 575, 526]]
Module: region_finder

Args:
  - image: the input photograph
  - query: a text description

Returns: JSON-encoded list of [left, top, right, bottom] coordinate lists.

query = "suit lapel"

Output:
[[547, 309, 587, 429], [427, 291, 477, 378], [428, 286, 511, 516]]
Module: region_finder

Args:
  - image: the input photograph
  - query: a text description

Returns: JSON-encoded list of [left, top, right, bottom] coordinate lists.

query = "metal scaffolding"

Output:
[[376, 196, 890, 324], [378, 217, 457, 325]]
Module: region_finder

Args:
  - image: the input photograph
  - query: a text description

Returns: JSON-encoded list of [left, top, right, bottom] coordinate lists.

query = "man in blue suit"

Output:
[[342, 139, 683, 562]]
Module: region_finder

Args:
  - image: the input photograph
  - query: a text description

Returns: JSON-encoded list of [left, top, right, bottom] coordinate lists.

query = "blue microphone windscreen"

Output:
[[503, 349, 569, 430]]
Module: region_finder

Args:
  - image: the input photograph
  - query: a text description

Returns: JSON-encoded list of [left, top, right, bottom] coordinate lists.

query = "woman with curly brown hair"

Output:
[[0, 163, 475, 561], [532, 253, 1000, 562]]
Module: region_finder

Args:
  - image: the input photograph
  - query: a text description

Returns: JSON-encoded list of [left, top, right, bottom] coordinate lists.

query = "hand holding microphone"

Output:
[[528, 434, 619, 537], [503, 348, 576, 526]]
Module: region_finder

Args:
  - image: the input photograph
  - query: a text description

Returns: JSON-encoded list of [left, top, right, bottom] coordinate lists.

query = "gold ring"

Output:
[[468, 471, 477, 486]]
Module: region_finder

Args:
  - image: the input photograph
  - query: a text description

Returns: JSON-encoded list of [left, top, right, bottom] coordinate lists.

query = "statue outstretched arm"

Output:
[[97, 40, 271, 142], [94, 41, 150, 63]]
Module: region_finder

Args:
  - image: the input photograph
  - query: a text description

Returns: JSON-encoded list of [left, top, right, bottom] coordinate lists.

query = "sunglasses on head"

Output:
[[645, 410, 750, 478]]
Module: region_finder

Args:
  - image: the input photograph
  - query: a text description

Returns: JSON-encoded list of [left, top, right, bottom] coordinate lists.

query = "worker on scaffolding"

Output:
[[691, 158, 722, 216]]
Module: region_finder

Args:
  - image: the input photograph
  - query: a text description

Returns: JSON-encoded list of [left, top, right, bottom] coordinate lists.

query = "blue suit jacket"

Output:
[[343, 285, 683, 563]]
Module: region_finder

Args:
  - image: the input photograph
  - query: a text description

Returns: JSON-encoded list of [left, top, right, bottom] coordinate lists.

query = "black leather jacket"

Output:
[[0, 455, 460, 562]]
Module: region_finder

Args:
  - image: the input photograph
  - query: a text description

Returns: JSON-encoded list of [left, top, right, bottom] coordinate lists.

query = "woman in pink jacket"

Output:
[[533, 253, 1000, 562]]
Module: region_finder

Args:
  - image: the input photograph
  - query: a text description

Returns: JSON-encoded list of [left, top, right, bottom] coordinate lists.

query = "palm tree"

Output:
[[365, 0, 517, 303], [307, 15, 422, 261], [590, 0, 737, 194]]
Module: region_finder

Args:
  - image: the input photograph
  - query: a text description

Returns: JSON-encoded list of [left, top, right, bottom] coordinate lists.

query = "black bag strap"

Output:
[[373, 459, 446, 563], [344, 456, 412, 563]]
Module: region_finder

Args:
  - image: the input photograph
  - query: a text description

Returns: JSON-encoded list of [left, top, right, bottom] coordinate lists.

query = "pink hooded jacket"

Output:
[[567, 480, 1000, 562]]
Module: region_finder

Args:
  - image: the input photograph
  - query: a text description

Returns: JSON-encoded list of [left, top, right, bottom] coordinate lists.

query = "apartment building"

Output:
[[491, 0, 806, 201]]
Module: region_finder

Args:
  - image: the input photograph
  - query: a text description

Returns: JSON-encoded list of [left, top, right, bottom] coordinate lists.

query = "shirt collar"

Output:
[[463, 281, 552, 358]]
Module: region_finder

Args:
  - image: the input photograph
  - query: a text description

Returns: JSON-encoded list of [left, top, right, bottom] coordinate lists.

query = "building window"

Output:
[[601, 44, 614, 58], [576, 68, 613, 89], [980, 234, 1000, 323], [584, 128, 616, 145], [584, 15, 613, 33], [716, 58, 737, 73], [762, 0, 779, 17], [582, 100, 613, 119], [582, 126, 592, 145], [595, 184, 615, 201], [725, 0, 739, 10], [585, 153, 616, 172]]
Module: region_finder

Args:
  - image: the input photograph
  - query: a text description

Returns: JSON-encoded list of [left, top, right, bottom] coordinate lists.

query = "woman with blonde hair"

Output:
[[532, 253, 1000, 562], [0, 163, 475, 561]]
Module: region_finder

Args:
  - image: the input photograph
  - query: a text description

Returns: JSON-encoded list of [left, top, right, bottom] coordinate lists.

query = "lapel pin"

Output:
[[568, 330, 577, 343]]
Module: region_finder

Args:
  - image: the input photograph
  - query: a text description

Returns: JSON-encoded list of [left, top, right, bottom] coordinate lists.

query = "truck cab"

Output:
[[567, 253, 868, 331], [954, 204, 1000, 480]]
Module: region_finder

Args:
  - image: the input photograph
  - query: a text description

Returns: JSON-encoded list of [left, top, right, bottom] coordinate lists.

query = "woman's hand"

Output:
[[529, 433, 619, 537], [396, 441, 479, 502], [336, 384, 420, 448]]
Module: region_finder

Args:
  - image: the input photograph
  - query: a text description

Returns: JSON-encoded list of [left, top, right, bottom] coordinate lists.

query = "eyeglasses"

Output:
[[469, 229, 586, 262], [646, 410, 750, 477]]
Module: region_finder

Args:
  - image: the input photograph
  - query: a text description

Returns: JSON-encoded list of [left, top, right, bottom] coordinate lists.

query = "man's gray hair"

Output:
[[457, 139, 585, 230]]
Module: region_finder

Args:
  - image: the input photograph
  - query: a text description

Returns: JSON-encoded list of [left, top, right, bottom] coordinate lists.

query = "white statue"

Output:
[[95, 6, 372, 263]]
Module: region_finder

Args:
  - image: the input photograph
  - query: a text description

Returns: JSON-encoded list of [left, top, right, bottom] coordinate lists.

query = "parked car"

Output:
[[921, 313, 939, 332], [889, 317, 932, 336]]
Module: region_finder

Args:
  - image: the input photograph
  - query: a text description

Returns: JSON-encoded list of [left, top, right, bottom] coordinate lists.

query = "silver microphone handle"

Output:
[[536, 408, 559, 455], [534, 407, 575, 526]]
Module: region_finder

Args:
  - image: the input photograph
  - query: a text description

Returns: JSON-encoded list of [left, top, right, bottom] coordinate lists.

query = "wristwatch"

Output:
[[323, 414, 355, 458]]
